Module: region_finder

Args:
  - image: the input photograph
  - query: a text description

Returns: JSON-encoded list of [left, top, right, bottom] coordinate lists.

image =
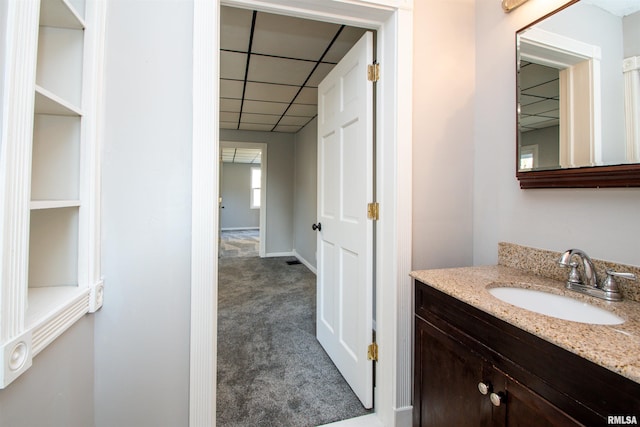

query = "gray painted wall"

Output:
[[412, 0, 475, 270], [624, 11, 640, 57], [293, 118, 318, 268], [0, 318, 94, 427], [0, 0, 6, 139], [220, 129, 295, 255], [220, 163, 260, 229], [95, 1, 192, 425]]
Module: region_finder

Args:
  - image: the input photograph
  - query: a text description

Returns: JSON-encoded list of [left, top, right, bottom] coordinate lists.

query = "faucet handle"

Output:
[[599, 269, 637, 300], [605, 269, 637, 281], [560, 261, 582, 285]]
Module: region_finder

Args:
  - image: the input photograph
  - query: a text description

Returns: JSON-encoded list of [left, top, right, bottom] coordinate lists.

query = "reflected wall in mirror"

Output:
[[516, 0, 640, 188]]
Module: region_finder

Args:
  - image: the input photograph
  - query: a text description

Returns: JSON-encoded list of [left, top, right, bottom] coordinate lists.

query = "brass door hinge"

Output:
[[367, 342, 378, 361], [367, 62, 380, 82], [367, 202, 379, 220]]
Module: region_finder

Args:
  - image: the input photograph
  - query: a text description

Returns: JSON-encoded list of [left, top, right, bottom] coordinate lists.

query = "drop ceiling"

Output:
[[220, 6, 367, 133], [221, 147, 261, 164], [519, 61, 559, 132]]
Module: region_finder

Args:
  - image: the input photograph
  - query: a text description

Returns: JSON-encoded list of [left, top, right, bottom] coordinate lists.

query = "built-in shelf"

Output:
[[39, 0, 85, 29], [30, 200, 81, 210], [34, 85, 82, 116], [0, 0, 102, 390]]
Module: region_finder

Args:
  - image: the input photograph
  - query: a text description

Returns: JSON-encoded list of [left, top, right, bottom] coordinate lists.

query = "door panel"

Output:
[[316, 31, 374, 409]]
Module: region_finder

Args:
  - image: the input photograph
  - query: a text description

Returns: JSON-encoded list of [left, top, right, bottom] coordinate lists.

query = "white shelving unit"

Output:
[[0, 0, 105, 388]]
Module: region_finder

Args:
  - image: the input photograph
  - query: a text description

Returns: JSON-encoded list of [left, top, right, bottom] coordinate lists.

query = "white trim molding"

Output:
[[624, 56, 640, 163], [191, 1, 413, 425]]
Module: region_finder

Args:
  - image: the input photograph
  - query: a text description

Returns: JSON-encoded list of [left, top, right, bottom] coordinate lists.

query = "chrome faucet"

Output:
[[558, 248, 636, 301], [559, 248, 597, 288]]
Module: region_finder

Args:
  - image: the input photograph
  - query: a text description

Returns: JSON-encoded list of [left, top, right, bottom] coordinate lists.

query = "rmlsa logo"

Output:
[[608, 415, 638, 425]]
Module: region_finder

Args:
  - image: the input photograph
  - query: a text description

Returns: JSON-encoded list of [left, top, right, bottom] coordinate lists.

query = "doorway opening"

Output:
[[220, 141, 266, 258], [217, 6, 373, 426]]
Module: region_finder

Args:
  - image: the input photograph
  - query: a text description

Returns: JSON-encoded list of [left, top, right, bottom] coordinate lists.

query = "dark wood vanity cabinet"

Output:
[[413, 280, 640, 427]]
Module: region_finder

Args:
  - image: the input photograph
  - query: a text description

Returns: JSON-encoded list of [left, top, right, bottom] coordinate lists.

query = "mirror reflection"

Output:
[[517, 0, 640, 172]]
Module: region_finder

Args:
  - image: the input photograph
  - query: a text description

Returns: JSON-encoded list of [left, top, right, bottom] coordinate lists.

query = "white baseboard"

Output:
[[395, 406, 413, 427], [220, 227, 259, 231], [292, 250, 317, 275], [264, 251, 294, 258]]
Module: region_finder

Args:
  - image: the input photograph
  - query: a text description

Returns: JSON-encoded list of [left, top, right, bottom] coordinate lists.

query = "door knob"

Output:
[[312, 223, 322, 231]]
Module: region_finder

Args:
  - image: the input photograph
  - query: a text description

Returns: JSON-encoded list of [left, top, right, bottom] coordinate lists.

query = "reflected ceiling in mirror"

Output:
[[516, 0, 640, 188]]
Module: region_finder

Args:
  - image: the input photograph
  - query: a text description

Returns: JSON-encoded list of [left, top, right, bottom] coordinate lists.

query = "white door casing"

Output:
[[316, 31, 374, 409], [191, 2, 414, 426]]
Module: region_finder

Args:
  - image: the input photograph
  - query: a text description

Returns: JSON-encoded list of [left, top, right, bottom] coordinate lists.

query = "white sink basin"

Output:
[[488, 287, 624, 325]]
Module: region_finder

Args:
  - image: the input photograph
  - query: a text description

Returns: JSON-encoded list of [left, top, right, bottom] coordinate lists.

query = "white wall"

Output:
[[474, 0, 640, 267], [412, 0, 475, 270], [220, 129, 295, 255], [96, 1, 193, 425], [0, 318, 94, 427], [293, 118, 318, 268], [220, 163, 260, 229]]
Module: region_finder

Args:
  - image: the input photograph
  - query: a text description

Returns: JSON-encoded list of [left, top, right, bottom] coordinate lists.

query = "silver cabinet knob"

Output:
[[490, 392, 504, 407], [477, 382, 490, 395]]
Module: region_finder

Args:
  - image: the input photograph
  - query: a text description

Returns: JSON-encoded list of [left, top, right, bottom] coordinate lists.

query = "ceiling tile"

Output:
[[220, 79, 244, 99], [220, 112, 240, 122], [324, 27, 368, 63], [220, 6, 253, 51], [220, 98, 242, 111], [252, 11, 341, 60], [520, 63, 559, 90], [220, 122, 237, 130], [287, 103, 317, 116], [273, 124, 303, 133], [239, 123, 275, 132], [306, 62, 335, 87], [523, 80, 559, 99], [294, 87, 317, 104], [279, 115, 313, 126], [248, 55, 315, 86], [242, 99, 288, 116], [220, 51, 248, 80], [244, 81, 300, 103], [521, 99, 559, 116], [240, 113, 280, 125]]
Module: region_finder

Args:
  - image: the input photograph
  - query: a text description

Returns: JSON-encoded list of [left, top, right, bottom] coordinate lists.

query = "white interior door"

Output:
[[316, 31, 374, 409]]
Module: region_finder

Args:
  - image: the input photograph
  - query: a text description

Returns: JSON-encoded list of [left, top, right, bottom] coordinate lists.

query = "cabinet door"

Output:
[[414, 318, 491, 427], [503, 375, 584, 427]]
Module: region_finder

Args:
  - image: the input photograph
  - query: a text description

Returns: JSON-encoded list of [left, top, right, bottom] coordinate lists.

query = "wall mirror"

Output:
[[516, 0, 640, 188]]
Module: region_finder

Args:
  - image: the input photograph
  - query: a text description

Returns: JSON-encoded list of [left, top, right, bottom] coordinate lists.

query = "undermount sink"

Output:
[[488, 286, 625, 325]]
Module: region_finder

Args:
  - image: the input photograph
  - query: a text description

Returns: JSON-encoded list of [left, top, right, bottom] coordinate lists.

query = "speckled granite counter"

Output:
[[410, 265, 640, 384]]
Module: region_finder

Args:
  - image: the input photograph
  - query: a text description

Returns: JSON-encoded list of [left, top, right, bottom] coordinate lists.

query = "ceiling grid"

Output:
[[220, 6, 367, 133]]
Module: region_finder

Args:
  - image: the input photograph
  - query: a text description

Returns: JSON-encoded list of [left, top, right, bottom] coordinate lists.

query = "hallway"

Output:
[[216, 257, 370, 426]]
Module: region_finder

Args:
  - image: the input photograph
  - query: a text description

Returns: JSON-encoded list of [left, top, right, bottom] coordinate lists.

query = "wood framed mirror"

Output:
[[515, 0, 640, 188]]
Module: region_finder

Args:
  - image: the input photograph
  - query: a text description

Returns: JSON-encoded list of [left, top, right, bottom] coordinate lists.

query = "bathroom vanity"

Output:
[[411, 264, 640, 427]]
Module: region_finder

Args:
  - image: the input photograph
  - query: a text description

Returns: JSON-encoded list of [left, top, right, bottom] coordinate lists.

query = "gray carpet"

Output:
[[217, 257, 371, 426], [220, 229, 260, 258]]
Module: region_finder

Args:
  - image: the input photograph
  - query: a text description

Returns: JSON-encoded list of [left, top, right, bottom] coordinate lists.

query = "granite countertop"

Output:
[[410, 265, 640, 384]]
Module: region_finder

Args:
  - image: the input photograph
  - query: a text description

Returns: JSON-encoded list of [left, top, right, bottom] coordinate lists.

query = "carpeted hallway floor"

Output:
[[217, 256, 371, 426], [220, 229, 260, 258]]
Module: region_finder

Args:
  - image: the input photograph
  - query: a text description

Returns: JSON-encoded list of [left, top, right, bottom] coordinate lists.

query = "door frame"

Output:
[[220, 141, 267, 257], [190, 1, 414, 426]]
